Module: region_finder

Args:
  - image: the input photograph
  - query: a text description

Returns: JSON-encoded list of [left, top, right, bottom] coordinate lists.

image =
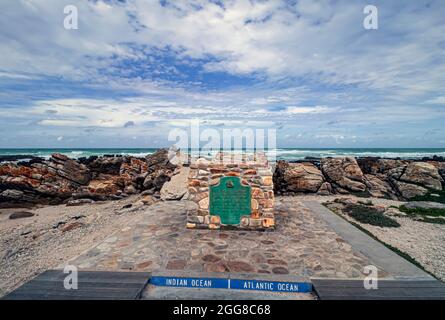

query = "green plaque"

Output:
[[209, 176, 251, 225]]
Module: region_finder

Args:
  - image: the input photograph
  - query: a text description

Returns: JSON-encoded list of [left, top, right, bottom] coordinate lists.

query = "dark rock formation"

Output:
[[321, 157, 366, 193], [399, 162, 443, 190], [9, 211, 35, 219], [274, 157, 443, 201], [273, 161, 324, 193], [0, 149, 179, 208]]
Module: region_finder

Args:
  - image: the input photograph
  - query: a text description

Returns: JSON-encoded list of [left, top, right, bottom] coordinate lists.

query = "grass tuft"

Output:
[[399, 205, 445, 224], [343, 204, 400, 228], [410, 189, 445, 204]]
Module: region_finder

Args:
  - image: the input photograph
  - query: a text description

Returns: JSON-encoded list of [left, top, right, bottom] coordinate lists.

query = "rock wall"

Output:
[[0, 149, 178, 207], [274, 157, 444, 200]]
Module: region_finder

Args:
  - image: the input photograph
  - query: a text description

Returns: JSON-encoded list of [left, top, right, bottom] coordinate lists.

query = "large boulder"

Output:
[[321, 157, 366, 193], [282, 162, 324, 193], [48, 153, 91, 186], [160, 167, 190, 200], [399, 162, 443, 191], [437, 162, 445, 184], [81, 156, 125, 176], [357, 157, 408, 175], [391, 180, 428, 199], [146, 148, 177, 170], [364, 174, 397, 199]]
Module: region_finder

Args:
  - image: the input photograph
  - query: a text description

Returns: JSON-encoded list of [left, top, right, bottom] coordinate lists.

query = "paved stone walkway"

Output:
[[68, 197, 389, 278]]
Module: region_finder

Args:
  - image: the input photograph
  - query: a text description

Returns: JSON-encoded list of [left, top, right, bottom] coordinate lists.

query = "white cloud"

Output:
[[0, 1, 445, 147]]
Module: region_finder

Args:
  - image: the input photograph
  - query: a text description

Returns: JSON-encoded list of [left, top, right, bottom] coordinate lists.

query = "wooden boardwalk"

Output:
[[312, 279, 445, 300], [3, 270, 150, 300]]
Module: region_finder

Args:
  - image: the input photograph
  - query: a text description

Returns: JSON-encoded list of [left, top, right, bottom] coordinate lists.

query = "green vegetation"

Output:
[[399, 205, 445, 225], [323, 203, 438, 280], [410, 189, 445, 204], [343, 204, 401, 228]]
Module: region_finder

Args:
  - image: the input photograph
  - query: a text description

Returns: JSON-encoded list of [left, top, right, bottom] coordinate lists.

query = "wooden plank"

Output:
[[312, 279, 445, 300], [6, 288, 141, 298], [17, 281, 144, 290], [3, 270, 150, 300], [4, 292, 138, 300], [315, 287, 445, 297], [312, 280, 445, 288], [33, 270, 150, 281]]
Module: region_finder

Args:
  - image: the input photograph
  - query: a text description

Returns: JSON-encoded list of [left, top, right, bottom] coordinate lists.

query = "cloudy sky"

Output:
[[1, 0, 445, 148]]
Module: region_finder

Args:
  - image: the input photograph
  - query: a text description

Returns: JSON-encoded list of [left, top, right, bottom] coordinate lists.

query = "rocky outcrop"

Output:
[[274, 157, 443, 200], [321, 157, 366, 193], [48, 153, 91, 185], [363, 174, 397, 199], [391, 180, 428, 199], [0, 149, 179, 207], [399, 162, 443, 191], [275, 161, 324, 193], [357, 157, 408, 175], [160, 167, 190, 200]]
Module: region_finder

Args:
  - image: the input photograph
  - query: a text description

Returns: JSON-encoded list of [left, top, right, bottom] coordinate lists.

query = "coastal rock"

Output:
[[66, 198, 94, 206], [317, 182, 332, 195], [83, 156, 125, 176], [399, 162, 443, 190], [321, 157, 366, 193], [61, 221, 84, 232], [0, 189, 25, 200], [146, 148, 177, 170], [160, 167, 190, 200], [391, 180, 428, 199], [357, 157, 408, 175], [364, 174, 396, 199], [403, 201, 445, 210], [438, 163, 445, 182], [9, 211, 35, 219], [48, 153, 91, 186], [87, 176, 121, 196], [282, 162, 324, 193]]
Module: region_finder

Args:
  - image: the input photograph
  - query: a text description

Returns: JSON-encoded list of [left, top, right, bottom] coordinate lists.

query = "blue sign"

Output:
[[230, 279, 312, 293], [150, 276, 228, 289], [149, 276, 312, 293]]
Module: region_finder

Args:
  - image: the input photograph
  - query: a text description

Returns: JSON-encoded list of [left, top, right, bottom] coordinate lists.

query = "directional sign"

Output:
[[149, 276, 312, 293]]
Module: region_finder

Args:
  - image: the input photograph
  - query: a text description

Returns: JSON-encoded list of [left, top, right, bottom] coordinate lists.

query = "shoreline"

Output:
[[2, 153, 445, 165], [1, 147, 445, 164]]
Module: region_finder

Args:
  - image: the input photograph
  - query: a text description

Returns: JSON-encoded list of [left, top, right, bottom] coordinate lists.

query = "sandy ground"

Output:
[[0, 195, 155, 297]]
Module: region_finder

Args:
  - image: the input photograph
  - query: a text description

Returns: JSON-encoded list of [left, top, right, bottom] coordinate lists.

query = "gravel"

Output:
[[311, 194, 445, 281], [0, 195, 156, 297]]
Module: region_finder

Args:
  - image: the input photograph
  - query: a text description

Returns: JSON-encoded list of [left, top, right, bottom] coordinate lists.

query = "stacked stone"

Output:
[[186, 152, 275, 231]]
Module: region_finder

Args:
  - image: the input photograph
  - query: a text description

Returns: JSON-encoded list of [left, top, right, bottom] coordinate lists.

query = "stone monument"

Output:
[[186, 152, 275, 230]]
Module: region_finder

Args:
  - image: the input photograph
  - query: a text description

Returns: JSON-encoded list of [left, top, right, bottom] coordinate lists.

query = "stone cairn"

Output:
[[186, 152, 275, 231]]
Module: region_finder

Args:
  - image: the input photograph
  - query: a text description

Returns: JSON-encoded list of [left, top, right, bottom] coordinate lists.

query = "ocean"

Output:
[[1, 148, 445, 161]]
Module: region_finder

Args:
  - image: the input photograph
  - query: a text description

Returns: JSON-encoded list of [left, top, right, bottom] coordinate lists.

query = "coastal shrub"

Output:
[[411, 189, 445, 204], [347, 220, 431, 275], [332, 210, 436, 279], [343, 204, 400, 228], [399, 205, 445, 224]]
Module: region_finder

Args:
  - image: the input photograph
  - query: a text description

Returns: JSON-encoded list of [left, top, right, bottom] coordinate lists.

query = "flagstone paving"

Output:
[[67, 197, 390, 278]]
